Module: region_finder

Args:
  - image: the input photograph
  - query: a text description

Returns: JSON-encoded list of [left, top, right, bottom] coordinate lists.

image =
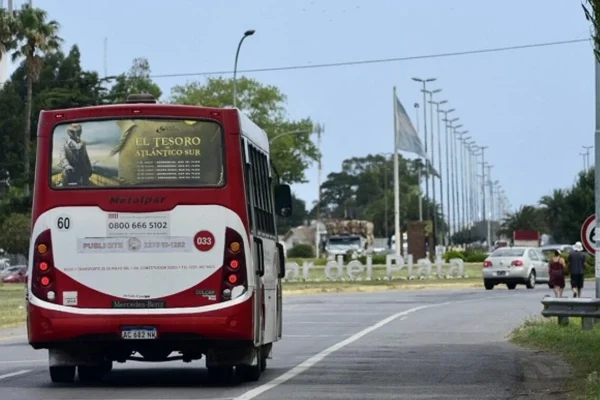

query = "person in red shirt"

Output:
[[548, 249, 566, 297]]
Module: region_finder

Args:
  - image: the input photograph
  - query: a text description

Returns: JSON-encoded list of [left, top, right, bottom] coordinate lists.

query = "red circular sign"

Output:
[[194, 230, 215, 252], [581, 214, 596, 254]]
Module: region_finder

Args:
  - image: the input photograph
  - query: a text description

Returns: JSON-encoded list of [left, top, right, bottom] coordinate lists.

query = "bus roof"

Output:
[[236, 108, 269, 152], [40, 101, 270, 153]]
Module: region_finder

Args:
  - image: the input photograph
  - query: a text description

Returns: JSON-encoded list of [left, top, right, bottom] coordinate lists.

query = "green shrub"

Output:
[[357, 254, 387, 265], [444, 250, 465, 263], [464, 252, 487, 263], [287, 243, 314, 258]]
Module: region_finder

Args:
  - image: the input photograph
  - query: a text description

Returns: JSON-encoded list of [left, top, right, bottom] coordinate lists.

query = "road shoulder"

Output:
[[513, 347, 571, 399]]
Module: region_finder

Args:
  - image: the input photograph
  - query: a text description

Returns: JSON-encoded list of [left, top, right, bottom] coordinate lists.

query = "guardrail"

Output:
[[541, 296, 600, 330]]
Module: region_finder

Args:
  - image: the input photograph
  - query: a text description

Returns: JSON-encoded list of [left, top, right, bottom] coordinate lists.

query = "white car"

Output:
[[482, 247, 550, 290]]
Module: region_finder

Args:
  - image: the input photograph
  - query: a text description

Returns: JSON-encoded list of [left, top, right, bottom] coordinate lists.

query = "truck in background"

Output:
[[323, 219, 374, 260], [512, 230, 540, 247]]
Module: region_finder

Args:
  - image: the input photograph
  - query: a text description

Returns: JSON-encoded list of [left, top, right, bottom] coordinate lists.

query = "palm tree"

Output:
[[0, 9, 16, 68], [499, 205, 546, 238], [11, 5, 62, 195]]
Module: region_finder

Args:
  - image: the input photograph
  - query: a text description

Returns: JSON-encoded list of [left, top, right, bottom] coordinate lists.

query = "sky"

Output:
[[6, 0, 597, 215]]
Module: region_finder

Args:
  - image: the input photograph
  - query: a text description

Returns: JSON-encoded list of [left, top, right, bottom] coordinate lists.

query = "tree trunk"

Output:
[[23, 73, 32, 196]]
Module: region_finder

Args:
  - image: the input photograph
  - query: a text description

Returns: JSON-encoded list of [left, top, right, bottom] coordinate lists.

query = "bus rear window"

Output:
[[49, 118, 224, 189]]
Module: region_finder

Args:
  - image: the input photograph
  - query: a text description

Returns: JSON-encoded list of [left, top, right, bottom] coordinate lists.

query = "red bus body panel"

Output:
[[28, 103, 256, 346]]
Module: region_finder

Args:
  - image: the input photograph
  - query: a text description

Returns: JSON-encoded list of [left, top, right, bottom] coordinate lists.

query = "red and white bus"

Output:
[[26, 93, 292, 384]]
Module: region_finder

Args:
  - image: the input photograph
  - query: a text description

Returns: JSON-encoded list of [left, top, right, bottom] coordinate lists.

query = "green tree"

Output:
[[0, 213, 31, 255], [0, 9, 16, 62], [107, 57, 162, 102], [498, 205, 546, 238], [10, 5, 62, 195], [0, 45, 110, 187], [314, 153, 444, 237], [170, 76, 318, 184], [583, 0, 600, 61]]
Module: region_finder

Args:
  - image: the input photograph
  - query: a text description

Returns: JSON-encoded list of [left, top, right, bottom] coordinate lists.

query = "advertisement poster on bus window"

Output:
[[49, 119, 224, 188]]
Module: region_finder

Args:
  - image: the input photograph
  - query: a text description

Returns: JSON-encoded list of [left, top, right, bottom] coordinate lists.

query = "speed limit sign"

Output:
[[581, 214, 596, 254]]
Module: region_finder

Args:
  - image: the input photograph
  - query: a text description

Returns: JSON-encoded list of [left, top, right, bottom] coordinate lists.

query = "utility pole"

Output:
[[315, 123, 324, 259]]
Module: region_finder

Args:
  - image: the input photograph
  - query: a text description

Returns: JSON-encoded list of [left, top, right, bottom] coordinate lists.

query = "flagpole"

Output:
[[393, 86, 401, 257]]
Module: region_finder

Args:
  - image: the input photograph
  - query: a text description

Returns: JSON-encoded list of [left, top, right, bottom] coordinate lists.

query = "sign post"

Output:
[[581, 214, 596, 255]]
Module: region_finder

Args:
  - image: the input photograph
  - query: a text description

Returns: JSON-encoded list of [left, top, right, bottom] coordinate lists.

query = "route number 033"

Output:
[[56, 216, 71, 231], [197, 237, 212, 246]]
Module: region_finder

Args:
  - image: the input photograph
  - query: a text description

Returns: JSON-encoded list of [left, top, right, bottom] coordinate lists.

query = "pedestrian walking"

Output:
[[548, 249, 566, 297], [568, 241, 588, 297]]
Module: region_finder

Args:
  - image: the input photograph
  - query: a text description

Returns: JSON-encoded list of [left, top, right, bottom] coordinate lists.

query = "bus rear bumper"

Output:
[[27, 297, 254, 349]]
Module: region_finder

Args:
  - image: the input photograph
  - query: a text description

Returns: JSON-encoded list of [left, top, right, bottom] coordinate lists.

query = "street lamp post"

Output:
[[484, 163, 494, 249], [442, 115, 458, 242], [232, 29, 255, 108], [425, 89, 442, 247], [580, 152, 588, 170], [430, 98, 447, 245], [464, 139, 475, 229], [584, 145, 593, 170], [454, 129, 468, 237], [449, 123, 462, 243], [412, 77, 436, 223], [458, 134, 471, 233], [414, 103, 423, 222]]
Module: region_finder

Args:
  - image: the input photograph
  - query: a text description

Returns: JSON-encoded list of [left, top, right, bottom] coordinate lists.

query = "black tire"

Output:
[[49, 366, 76, 383], [237, 363, 261, 382], [207, 366, 234, 383], [526, 271, 536, 289], [77, 365, 105, 383], [237, 346, 265, 381], [259, 347, 267, 372], [484, 280, 494, 290], [507, 283, 517, 290], [101, 361, 113, 374]]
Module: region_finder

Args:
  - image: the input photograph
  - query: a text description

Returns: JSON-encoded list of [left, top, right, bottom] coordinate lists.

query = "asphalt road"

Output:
[[0, 284, 574, 400]]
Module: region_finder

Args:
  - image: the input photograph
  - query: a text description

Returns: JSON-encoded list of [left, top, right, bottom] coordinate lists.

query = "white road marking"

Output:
[[0, 359, 45, 365], [0, 369, 31, 381], [233, 302, 446, 400], [286, 334, 352, 338], [234, 294, 513, 400], [284, 321, 359, 324]]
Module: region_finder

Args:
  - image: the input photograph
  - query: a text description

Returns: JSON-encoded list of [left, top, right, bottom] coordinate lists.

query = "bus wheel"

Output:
[[207, 366, 234, 383], [77, 365, 105, 383], [101, 361, 113, 374], [49, 366, 76, 383], [238, 349, 264, 382], [237, 363, 261, 382], [259, 347, 267, 372]]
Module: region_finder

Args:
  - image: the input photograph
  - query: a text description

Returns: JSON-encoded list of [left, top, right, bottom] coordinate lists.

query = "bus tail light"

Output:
[[221, 228, 247, 302], [31, 229, 58, 303]]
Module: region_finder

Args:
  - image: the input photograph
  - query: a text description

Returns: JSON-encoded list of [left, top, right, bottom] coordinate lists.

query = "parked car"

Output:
[[539, 244, 574, 259], [1, 266, 26, 283], [1, 265, 22, 278], [482, 247, 550, 290]]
